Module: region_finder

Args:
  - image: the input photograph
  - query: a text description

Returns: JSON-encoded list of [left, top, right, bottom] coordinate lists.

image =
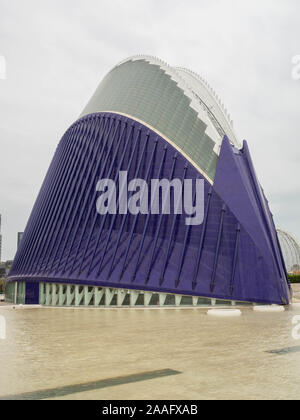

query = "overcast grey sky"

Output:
[[0, 0, 300, 260]]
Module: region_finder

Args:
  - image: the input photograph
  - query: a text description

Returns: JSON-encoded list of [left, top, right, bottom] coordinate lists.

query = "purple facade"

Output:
[[8, 112, 291, 305]]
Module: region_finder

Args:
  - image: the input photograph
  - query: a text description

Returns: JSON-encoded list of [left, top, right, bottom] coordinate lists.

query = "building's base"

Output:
[[5, 281, 252, 308]]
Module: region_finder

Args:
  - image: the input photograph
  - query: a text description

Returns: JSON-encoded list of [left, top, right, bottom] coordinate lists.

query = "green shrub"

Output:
[[0, 278, 5, 293], [288, 274, 300, 284]]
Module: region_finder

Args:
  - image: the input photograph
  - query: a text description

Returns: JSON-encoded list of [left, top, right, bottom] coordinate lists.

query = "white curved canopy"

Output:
[[115, 55, 240, 149], [81, 54, 240, 182]]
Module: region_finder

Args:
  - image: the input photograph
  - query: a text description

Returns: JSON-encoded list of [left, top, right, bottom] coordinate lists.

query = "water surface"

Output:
[[0, 301, 300, 400]]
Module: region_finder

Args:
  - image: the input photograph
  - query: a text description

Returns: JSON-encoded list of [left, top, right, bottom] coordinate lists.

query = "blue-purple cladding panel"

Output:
[[8, 112, 292, 305]]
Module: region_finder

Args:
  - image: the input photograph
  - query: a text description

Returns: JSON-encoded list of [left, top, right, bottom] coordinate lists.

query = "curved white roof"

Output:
[[115, 55, 240, 149], [81, 54, 240, 182], [174, 67, 239, 148]]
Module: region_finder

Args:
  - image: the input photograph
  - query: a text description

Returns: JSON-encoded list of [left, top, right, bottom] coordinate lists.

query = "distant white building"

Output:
[[277, 229, 300, 273]]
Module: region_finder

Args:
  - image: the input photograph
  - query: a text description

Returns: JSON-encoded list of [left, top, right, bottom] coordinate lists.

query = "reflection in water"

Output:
[[0, 305, 300, 400]]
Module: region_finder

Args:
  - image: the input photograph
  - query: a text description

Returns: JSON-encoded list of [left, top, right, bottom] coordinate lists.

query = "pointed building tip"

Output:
[[222, 135, 231, 144], [242, 139, 248, 149], [219, 135, 233, 154]]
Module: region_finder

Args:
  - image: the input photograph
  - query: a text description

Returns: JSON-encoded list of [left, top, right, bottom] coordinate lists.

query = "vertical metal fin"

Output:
[[106, 128, 143, 277], [95, 124, 137, 275], [50, 118, 103, 273], [192, 187, 212, 290], [78, 116, 120, 273], [230, 224, 240, 295], [86, 120, 127, 275], [70, 117, 114, 274], [159, 165, 188, 287], [61, 117, 110, 273], [144, 153, 178, 285], [129, 146, 168, 282], [117, 133, 150, 281], [118, 138, 158, 282], [210, 204, 226, 292], [174, 178, 199, 288]]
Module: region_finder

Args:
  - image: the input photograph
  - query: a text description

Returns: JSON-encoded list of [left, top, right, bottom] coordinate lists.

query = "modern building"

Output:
[[277, 229, 300, 274], [7, 55, 291, 306]]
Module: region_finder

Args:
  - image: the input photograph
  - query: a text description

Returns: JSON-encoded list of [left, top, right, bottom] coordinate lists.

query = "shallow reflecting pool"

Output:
[[1, 296, 300, 400]]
